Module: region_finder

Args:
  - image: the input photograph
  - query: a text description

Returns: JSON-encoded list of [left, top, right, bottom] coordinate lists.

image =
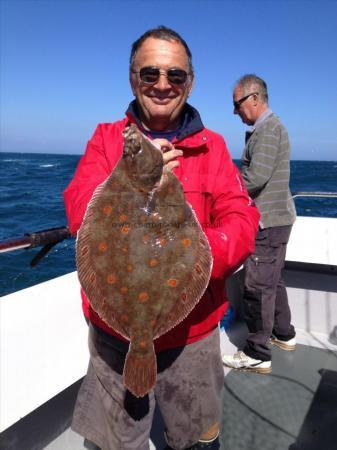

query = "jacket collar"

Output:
[[245, 109, 274, 144], [253, 108, 273, 130], [125, 100, 204, 143]]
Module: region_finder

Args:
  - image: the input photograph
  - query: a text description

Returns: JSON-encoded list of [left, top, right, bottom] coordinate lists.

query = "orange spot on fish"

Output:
[[120, 286, 128, 294], [119, 214, 128, 222], [143, 235, 150, 244], [127, 264, 133, 272], [149, 258, 159, 267], [138, 292, 149, 302], [181, 292, 187, 302], [167, 278, 178, 287], [195, 264, 202, 274], [168, 313, 175, 322], [159, 238, 166, 246], [106, 274, 117, 284], [98, 242, 108, 252], [103, 205, 113, 216], [90, 273, 96, 283], [182, 238, 191, 248], [121, 224, 130, 234], [121, 314, 129, 323], [139, 340, 147, 350]]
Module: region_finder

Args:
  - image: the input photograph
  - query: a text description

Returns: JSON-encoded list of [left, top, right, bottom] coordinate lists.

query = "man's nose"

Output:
[[154, 73, 171, 90]]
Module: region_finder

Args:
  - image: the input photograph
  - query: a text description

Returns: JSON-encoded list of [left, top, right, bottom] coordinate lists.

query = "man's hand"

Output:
[[152, 139, 183, 172]]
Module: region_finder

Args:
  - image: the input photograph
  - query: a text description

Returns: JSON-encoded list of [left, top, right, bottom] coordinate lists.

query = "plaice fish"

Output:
[[76, 124, 212, 397]]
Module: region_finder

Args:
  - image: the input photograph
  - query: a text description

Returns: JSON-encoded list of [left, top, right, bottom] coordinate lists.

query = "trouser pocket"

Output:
[[243, 254, 276, 333]]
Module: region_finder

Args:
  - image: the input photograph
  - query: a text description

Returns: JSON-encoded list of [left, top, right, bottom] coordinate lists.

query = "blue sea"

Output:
[[1, 152, 336, 297]]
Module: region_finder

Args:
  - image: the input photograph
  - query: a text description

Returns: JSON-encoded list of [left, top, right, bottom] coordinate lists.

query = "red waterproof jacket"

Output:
[[64, 112, 259, 352]]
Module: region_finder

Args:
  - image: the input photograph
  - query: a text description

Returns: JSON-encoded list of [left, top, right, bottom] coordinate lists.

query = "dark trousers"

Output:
[[243, 225, 295, 361]]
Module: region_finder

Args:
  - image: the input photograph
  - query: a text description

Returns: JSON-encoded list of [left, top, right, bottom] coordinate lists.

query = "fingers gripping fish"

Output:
[[76, 124, 213, 397]]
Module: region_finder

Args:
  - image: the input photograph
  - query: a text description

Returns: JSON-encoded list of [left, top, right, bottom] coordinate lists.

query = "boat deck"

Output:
[[221, 342, 337, 450], [4, 326, 335, 450], [1, 216, 337, 449]]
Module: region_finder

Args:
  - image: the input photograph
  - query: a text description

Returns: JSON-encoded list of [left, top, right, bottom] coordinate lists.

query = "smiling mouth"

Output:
[[149, 96, 173, 105]]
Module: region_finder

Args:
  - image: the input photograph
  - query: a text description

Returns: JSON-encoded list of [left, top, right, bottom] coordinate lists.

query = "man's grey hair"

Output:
[[235, 74, 269, 104], [129, 25, 194, 74]]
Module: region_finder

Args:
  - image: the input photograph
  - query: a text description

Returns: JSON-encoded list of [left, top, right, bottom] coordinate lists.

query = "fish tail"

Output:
[[123, 345, 157, 398]]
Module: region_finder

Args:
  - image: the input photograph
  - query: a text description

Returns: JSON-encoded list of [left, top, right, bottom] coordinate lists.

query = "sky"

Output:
[[1, 0, 337, 160]]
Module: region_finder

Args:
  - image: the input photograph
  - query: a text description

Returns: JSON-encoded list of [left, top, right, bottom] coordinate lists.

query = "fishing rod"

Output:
[[0, 226, 72, 266]]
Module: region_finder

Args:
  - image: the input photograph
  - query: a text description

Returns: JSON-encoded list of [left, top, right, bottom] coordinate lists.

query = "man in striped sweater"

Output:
[[222, 74, 297, 373]]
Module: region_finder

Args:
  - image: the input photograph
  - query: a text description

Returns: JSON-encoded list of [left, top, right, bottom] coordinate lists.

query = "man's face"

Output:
[[233, 86, 257, 126], [130, 37, 194, 131]]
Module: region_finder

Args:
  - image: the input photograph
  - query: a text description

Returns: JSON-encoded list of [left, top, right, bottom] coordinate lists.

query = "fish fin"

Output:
[[155, 251, 212, 338], [154, 209, 213, 338], [123, 343, 157, 398], [76, 173, 132, 339]]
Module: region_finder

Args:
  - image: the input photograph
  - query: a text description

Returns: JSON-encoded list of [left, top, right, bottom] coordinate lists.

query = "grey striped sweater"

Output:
[[241, 112, 296, 229]]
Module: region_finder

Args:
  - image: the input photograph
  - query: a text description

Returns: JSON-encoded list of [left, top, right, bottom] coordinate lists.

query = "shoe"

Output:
[[165, 436, 220, 449], [222, 351, 271, 373], [188, 437, 220, 449], [164, 433, 220, 449], [270, 335, 296, 351]]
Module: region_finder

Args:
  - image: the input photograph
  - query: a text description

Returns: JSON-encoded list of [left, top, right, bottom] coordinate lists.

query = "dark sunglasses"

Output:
[[233, 92, 258, 109], [132, 66, 189, 85]]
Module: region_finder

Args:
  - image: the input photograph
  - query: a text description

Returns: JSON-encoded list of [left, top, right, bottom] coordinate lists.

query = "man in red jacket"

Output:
[[64, 26, 259, 450]]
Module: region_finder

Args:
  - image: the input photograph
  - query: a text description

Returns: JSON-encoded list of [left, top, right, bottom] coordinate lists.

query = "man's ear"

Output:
[[252, 93, 259, 105], [187, 76, 195, 96]]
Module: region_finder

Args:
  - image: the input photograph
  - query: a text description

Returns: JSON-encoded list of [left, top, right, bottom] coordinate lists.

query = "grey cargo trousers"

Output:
[[243, 225, 296, 361]]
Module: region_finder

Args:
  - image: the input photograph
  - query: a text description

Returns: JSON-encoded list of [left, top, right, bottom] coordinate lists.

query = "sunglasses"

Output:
[[132, 66, 190, 85], [233, 92, 258, 109]]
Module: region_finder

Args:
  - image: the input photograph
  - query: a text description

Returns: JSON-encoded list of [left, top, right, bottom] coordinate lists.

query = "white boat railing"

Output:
[[292, 191, 337, 199]]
